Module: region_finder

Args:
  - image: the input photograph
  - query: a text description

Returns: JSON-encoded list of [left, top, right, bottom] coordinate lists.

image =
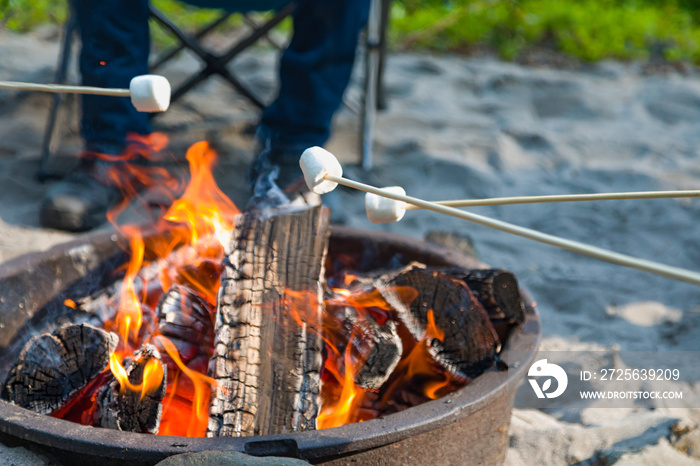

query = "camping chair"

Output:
[[38, 0, 390, 180]]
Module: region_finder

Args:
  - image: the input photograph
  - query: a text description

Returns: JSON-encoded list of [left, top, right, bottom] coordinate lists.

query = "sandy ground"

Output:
[[2, 28, 700, 464]]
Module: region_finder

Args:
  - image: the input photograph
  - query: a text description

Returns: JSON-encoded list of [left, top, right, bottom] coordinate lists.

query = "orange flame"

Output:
[[162, 141, 239, 254], [381, 309, 453, 404], [89, 137, 233, 436], [110, 226, 145, 347], [155, 335, 217, 437], [417, 309, 450, 399], [151, 141, 239, 305], [425, 307, 445, 341], [109, 353, 165, 400], [286, 283, 443, 430], [315, 287, 462, 428], [326, 286, 418, 312], [109, 353, 129, 394], [317, 327, 372, 429], [102, 133, 184, 228]]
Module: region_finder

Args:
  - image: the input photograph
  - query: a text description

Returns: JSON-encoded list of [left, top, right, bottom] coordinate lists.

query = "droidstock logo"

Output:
[[528, 359, 568, 399]]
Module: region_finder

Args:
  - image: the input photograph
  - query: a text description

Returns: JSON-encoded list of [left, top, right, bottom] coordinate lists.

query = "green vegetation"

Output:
[[0, 0, 229, 31], [1, 0, 67, 31], [392, 0, 700, 62], [0, 0, 291, 51], [2, 0, 700, 63]]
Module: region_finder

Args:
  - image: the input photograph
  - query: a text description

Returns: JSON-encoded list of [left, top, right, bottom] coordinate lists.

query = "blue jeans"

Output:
[[73, 0, 371, 154]]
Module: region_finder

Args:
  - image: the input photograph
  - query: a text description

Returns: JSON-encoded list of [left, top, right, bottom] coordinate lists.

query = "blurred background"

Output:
[[4, 0, 700, 64]]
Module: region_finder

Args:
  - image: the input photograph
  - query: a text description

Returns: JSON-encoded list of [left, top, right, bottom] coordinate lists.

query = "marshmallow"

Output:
[[129, 75, 171, 112], [365, 187, 407, 224], [300, 146, 343, 194]]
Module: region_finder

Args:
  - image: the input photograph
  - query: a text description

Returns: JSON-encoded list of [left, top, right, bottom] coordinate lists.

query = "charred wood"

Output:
[[158, 252, 223, 307], [96, 344, 166, 434], [337, 306, 402, 391], [443, 268, 525, 325], [376, 264, 501, 380], [155, 284, 215, 374], [2, 323, 118, 414], [208, 206, 329, 437]]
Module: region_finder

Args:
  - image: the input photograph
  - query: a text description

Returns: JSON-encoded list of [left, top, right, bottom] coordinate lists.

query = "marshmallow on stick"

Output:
[[365, 187, 407, 224], [366, 190, 700, 224], [300, 146, 343, 194], [0, 74, 171, 113], [298, 146, 700, 286], [128, 75, 171, 112]]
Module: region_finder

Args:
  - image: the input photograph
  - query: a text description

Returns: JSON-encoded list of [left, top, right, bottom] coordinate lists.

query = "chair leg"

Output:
[[37, 12, 77, 182], [376, 0, 391, 111], [360, 0, 383, 170]]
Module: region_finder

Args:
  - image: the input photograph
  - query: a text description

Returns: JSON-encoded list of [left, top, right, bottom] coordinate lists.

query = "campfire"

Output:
[[1, 137, 528, 444]]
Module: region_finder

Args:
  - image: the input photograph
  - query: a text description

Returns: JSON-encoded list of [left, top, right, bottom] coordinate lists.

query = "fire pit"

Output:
[[0, 225, 540, 465]]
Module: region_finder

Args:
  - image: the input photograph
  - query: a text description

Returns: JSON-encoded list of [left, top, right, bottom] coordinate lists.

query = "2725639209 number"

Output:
[[600, 368, 680, 381]]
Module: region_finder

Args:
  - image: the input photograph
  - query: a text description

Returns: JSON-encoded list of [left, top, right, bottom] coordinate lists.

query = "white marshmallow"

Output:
[[300, 146, 343, 194], [129, 75, 171, 112], [365, 187, 407, 224]]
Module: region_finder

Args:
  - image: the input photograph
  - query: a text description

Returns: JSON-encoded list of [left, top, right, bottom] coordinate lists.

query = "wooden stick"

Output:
[[0, 80, 129, 97], [404, 190, 700, 209], [324, 174, 700, 286]]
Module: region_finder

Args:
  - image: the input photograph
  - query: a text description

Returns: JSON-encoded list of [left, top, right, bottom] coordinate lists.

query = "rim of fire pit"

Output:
[[0, 226, 541, 465]]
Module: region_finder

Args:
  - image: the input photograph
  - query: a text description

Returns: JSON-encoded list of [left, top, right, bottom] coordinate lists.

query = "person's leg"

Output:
[[249, 0, 371, 206], [74, 0, 152, 153], [259, 0, 371, 150], [41, 0, 152, 231]]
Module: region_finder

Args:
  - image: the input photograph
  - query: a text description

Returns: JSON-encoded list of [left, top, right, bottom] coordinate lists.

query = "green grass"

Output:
[[3, 0, 700, 63], [1, 0, 68, 30], [391, 0, 700, 62]]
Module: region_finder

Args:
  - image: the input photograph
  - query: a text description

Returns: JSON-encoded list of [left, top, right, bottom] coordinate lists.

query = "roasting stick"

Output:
[[404, 189, 700, 209], [300, 146, 700, 286], [368, 189, 700, 222], [0, 74, 171, 112], [0, 81, 129, 96]]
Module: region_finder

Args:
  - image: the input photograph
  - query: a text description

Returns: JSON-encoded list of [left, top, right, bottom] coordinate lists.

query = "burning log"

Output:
[[377, 264, 501, 381], [155, 284, 215, 374], [96, 344, 166, 434], [208, 205, 329, 437], [2, 324, 118, 414], [339, 306, 403, 391], [443, 268, 525, 325]]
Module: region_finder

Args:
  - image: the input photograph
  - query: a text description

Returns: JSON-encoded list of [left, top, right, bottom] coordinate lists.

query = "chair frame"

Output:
[[149, 3, 294, 109], [38, 0, 389, 180]]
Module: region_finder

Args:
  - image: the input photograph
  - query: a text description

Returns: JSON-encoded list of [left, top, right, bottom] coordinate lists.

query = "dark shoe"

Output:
[[247, 145, 320, 209], [40, 159, 125, 231]]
